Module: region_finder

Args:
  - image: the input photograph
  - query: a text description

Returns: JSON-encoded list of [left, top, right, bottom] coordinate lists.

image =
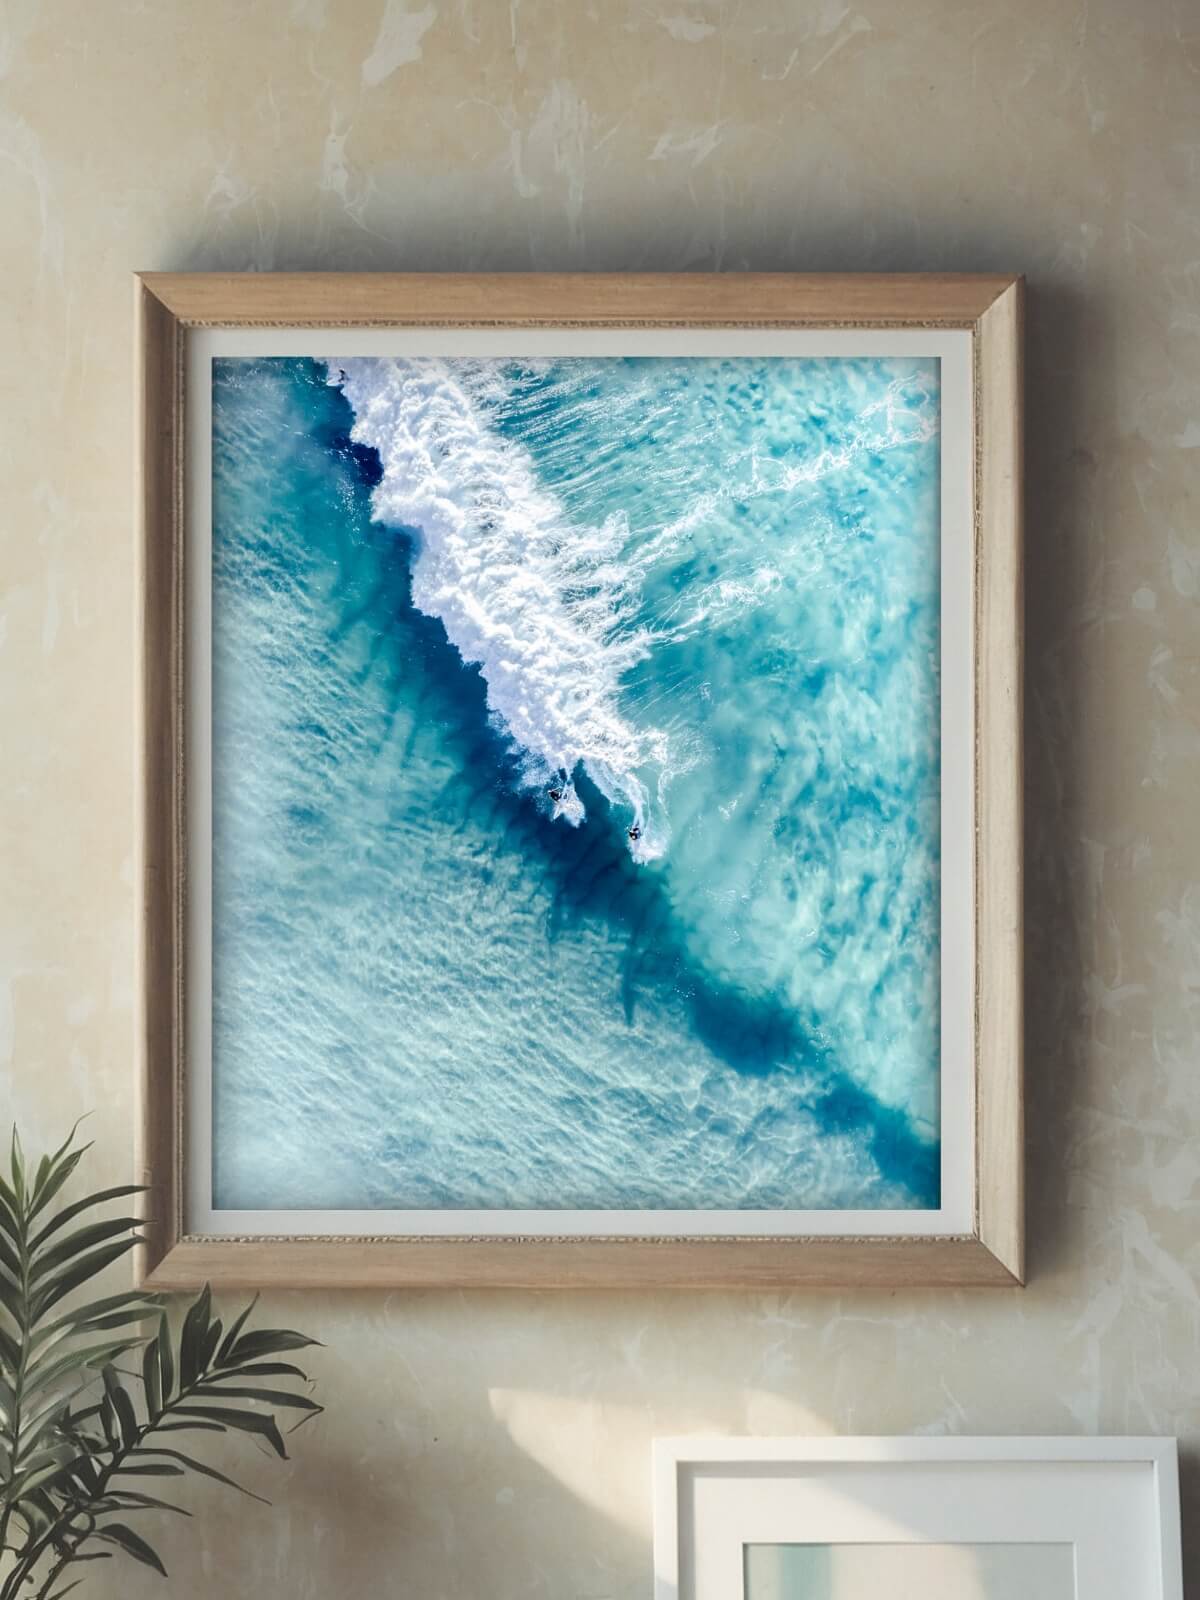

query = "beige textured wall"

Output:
[[2, 0, 1198, 1594]]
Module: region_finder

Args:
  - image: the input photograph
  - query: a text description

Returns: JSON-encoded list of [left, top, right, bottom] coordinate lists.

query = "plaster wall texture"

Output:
[[1, 0, 1198, 1594]]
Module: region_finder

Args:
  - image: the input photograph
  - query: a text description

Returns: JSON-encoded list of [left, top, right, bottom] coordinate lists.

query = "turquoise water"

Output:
[[210, 352, 941, 1212]]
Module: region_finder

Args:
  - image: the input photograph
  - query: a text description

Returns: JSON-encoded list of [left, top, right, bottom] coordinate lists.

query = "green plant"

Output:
[[0, 1126, 322, 1597]]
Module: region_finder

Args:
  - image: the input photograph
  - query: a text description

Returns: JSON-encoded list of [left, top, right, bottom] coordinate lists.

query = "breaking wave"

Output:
[[331, 357, 674, 859]]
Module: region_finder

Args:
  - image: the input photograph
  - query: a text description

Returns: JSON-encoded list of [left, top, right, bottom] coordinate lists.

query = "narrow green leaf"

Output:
[[32, 1237, 144, 1319], [27, 1146, 92, 1222], [0, 1286, 23, 1337], [45, 1115, 89, 1170], [0, 1227, 20, 1278], [201, 1316, 223, 1372], [129, 1445, 269, 1503], [215, 1295, 258, 1363], [102, 1366, 139, 1450], [97, 1387, 118, 1451], [100, 1490, 191, 1517], [60, 1449, 103, 1494], [0, 1184, 21, 1245], [142, 1332, 162, 1418], [179, 1286, 212, 1388], [11, 1125, 27, 1204], [11, 1486, 56, 1538], [30, 1183, 148, 1248], [156, 1313, 174, 1403], [24, 1336, 141, 1402], [9, 1436, 74, 1476], [110, 1463, 185, 1476], [189, 1384, 321, 1413], [205, 1361, 310, 1384], [170, 1404, 287, 1458], [0, 1323, 19, 1371], [5, 1451, 83, 1502], [0, 1268, 23, 1325], [219, 1328, 320, 1367], [61, 1399, 105, 1427], [16, 1387, 114, 1466], [38, 1289, 159, 1343], [46, 1580, 86, 1599], [149, 1420, 225, 1434], [90, 1521, 167, 1576], [69, 1309, 155, 1335], [31, 1216, 142, 1281]]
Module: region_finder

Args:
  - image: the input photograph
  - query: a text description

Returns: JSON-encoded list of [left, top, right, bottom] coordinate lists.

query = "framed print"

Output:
[[653, 1437, 1183, 1600], [134, 273, 1023, 1288]]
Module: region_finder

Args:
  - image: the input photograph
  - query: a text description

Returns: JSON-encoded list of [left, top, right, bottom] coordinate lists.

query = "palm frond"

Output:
[[0, 1123, 153, 1585], [0, 1125, 322, 1600]]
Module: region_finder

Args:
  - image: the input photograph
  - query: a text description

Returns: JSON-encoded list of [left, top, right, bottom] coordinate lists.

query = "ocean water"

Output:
[[210, 351, 941, 1212]]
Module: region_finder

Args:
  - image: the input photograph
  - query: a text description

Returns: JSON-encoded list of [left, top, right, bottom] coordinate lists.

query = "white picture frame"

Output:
[[652, 1436, 1183, 1600], [183, 324, 975, 1247]]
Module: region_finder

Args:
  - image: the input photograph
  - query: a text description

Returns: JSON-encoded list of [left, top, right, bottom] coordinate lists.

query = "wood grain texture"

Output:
[[134, 272, 1024, 1289], [140, 1234, 1020, 1291], [137, 272, 1017, 328], [975, 279, 1026, 1283], [134, 278, 186, 1284]]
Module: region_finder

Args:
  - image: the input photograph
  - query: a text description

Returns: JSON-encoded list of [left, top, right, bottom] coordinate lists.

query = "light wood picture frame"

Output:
[[135, 273, 1023, 1289]]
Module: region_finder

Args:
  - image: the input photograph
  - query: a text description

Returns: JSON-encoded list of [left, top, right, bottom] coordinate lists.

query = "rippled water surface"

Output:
[[210, 353, 941, 1211]]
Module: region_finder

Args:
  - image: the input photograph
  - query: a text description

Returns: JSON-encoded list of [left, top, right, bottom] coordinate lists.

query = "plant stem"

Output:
[[32, 1513, 93, 1600], [0, 1186, 33, 1568]]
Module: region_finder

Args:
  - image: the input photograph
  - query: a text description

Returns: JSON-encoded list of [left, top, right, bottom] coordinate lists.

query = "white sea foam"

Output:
[[331, 357, 672, 859]]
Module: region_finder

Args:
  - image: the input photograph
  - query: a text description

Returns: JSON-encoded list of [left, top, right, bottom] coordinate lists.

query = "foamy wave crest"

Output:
[[330, 358, 672, 860]]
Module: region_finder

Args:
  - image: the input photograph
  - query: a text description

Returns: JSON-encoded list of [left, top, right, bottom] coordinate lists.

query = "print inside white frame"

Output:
[[652, 1437, 1183, 1600], [185, 325, 974, 1241]]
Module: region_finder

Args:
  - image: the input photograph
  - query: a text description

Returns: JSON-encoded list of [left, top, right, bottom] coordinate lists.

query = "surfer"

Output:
[[548, 787, 562, 803], [628, 825, 641, 843]]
